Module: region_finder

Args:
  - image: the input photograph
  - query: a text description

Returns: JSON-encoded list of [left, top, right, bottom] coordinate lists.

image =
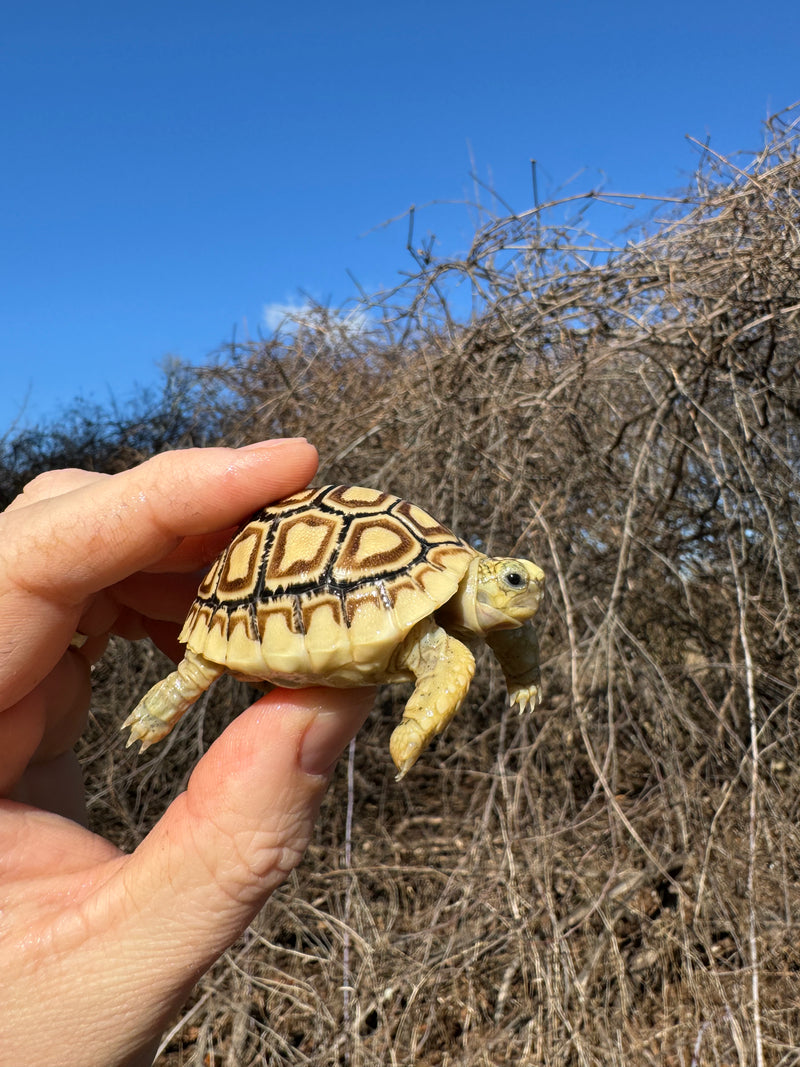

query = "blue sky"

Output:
[[1, 1, 797, 435]]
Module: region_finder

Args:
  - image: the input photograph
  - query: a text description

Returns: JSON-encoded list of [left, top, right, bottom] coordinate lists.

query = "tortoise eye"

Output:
[[503, 570, 525, 589]]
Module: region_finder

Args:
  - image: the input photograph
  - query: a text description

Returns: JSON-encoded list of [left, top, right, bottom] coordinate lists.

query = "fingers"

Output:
[[5, 468, 109, 511], [0, 650, 91, 796], [7, 751, 90, 824], [120, 687, 375, 977], [100, 570, 204, 627], [0, 440, 318, 603]]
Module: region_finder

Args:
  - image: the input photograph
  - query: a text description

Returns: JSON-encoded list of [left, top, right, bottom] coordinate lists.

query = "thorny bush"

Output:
[[5, 106, 800, 1065]]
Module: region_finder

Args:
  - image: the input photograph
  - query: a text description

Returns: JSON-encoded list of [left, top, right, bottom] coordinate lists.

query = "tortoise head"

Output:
[[444, 555, 545, 635]]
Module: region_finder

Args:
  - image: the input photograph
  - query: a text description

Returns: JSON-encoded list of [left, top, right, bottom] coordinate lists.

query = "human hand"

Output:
[[0, 442, 374, 1067]]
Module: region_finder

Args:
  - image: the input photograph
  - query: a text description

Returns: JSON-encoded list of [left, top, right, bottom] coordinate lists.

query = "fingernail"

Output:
[[298, 690, 375, 776], [238, 438, 308, 451]]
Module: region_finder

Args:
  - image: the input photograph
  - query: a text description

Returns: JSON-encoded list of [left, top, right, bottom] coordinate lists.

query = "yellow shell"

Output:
[[179, 485, 477, 686]]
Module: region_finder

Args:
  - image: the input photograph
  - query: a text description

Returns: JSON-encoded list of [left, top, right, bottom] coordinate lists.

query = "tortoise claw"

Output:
[[508, 685, 542, 715], [121, 707, 170, 751]]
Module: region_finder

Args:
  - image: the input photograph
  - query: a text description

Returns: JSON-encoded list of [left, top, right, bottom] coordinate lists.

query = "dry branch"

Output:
[[25, 104, 798, 1065]]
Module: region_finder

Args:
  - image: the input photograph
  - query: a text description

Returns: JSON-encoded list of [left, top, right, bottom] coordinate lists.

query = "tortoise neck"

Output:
[[435, 556, 483, 635]]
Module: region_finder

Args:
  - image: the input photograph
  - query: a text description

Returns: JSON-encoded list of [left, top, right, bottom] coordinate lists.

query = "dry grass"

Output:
[[63, 104, 800, 1064]]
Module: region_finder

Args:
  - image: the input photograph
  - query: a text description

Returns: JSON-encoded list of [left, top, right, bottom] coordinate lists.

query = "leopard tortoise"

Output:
[[123, 484, 545, 778]]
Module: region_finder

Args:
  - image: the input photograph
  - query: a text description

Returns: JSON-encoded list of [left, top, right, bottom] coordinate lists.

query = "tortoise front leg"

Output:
[[486, 620, 542, 713], [122, 649, 224, 751], [389, 619, 476, 780]]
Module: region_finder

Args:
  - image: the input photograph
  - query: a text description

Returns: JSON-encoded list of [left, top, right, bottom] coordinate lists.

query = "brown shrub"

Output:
[[74, 106, 800, 1065]]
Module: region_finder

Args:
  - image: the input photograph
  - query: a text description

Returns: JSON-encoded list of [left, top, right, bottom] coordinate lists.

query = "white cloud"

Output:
[[262, 301, 370, 339], [262, 301, 311, 332]]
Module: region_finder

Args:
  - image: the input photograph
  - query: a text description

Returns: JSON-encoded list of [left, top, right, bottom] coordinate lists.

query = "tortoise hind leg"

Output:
[[389, 619, 475, 780], [122, 649, 224, 751]]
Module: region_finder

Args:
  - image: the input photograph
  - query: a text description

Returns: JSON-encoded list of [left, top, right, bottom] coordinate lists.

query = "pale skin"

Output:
[[0, 441, 374, 1067]]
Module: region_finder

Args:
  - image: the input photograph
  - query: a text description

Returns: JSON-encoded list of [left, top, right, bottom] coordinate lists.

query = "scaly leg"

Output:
[[122, 650, 224, 750], [389, 619, 475, 780], [486, 620, 542, 712]]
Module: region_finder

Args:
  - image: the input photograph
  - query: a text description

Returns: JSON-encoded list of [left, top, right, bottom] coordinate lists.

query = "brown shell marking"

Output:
[[179, 485, 476, 682]]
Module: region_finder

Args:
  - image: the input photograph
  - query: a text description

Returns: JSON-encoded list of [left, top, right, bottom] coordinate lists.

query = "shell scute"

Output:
[[225, 606, 261, 669], [217, 527, 266, 596], [186, 604, 232, 666], [333, 515, 420, 582], [264, 512, 343, 588], [259, 601, 308, 673], [323, 485, 393, 511], [197, 555, 225, 599], [270, 485, 323, 510], [393, 499, 456, 542], [302, 593, 353, 674], [344, 587, 405, 666], [413, 562, 463, 604]]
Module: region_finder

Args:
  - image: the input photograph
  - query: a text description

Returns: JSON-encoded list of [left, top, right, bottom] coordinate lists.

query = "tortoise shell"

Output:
[[179, 484, 478, 685]]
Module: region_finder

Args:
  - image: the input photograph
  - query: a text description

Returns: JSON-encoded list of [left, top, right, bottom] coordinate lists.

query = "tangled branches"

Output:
[[63, 105, 800, 1064]]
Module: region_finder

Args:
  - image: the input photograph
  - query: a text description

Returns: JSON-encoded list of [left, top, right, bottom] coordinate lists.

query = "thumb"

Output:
[[111, 687, 374, 1017]]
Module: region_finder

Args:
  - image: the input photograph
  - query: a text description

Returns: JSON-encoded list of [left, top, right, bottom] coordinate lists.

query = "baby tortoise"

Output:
[[123, 485, 545, 778]]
